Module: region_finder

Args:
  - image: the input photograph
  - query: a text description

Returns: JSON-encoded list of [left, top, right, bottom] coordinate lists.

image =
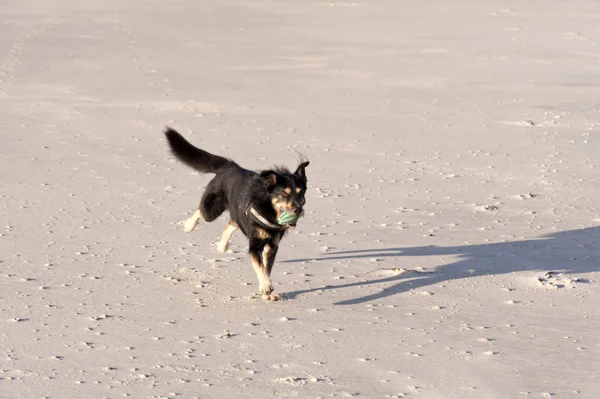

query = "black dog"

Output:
[[164, 127, 309, 301]]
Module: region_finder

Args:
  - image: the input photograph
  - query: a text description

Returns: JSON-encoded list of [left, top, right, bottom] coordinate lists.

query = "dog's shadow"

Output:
[[283, 226, 600, 305]]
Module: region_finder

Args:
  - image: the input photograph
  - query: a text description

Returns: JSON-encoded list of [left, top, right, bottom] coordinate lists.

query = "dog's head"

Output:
[[260, 161, 309, 220]]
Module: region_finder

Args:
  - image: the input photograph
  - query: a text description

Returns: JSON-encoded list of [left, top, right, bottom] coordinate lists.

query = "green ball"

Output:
[[277, 211, 300, 226]]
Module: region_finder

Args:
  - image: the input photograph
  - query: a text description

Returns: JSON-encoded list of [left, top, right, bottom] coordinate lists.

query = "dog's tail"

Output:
[[164, 127, 233, 174]]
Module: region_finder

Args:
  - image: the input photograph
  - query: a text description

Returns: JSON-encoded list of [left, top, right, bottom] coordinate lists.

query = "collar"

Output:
[[247, 207, 284, 230]]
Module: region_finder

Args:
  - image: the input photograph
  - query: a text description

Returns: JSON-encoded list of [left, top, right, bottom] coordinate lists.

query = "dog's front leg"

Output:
[[263, 244, 279, 278], [262, 244, 280, 301], [249, 241, 278, 301], [263, 232, 283, 298]]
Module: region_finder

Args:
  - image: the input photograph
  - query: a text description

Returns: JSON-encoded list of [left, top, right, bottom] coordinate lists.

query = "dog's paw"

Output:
[[183, 220, 197, 233], [261, 293, 280, 301], [217, 242, 228, 254], [260, 284, 274, 296], [184, 217, 199, 233], [183, 209, 201, 233]]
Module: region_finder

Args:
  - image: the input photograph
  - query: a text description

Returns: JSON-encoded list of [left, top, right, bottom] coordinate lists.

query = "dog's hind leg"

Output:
[[185, 179, 226, 233], [184, 207, 203, 233], [199, 179, 227, 222], [217, 220, 238, 253]]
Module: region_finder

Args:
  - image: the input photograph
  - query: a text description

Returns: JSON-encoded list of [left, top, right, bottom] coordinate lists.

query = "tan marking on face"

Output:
[[271, 197, 291, 217], [296, 187, 302, 193], [284, 187, 291, 195]]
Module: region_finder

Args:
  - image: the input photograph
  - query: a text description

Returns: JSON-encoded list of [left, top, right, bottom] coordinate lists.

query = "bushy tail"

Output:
[[164, 127, 233, 173]]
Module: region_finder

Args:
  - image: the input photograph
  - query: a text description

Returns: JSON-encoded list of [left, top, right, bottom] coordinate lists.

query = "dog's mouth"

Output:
[[277, 211, 300, 226], [274, 206, 303, 226]]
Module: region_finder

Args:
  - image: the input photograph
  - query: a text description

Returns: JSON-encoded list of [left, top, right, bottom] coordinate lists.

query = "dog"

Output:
[[164, 127, 309, 301]]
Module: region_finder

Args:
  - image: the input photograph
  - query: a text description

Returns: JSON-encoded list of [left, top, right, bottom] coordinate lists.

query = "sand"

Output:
[[1, 0, 600, 398]]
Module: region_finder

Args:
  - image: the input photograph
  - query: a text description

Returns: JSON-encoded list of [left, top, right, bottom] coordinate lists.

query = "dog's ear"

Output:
[[260, 170, 280, 191], [294, 161, 310, 181]]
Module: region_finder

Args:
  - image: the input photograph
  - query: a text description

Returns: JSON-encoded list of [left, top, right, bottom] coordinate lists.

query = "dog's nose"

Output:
[[292, 205, 302, 215]]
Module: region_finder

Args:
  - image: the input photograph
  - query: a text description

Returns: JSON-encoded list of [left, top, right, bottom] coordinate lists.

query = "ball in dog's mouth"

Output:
[[277, 211, 300, 226]]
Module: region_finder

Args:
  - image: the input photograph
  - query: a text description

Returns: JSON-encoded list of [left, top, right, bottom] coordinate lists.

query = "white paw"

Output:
[[183, 220, 197, 233], [260, 283, 274, 296], [261, 293, 280, 301], [217, 242, 228, 253], [183, 211, 201, 233]]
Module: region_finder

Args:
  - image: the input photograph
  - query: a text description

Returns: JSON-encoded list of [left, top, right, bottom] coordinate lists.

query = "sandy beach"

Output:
[[2, 1, 600, 398]]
